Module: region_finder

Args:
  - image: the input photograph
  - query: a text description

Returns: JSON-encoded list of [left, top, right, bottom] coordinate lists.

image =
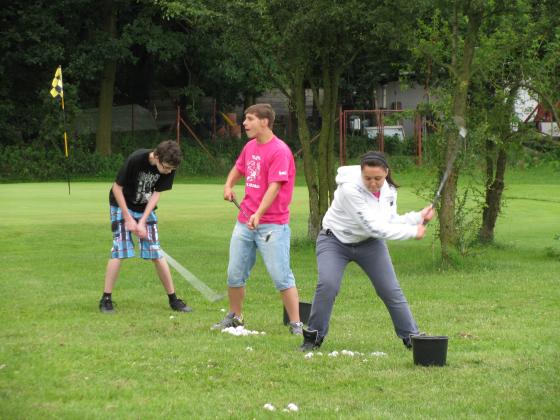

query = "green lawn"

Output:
[[1, 167, 559, 418]]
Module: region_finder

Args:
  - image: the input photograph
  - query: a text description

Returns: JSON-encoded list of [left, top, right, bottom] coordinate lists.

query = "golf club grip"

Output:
[[231, 197, 250, 219], [422, 202, 437, 226]]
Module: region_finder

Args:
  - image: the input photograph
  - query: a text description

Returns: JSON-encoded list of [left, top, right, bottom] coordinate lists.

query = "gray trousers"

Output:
[[308, 230, 419, 340]]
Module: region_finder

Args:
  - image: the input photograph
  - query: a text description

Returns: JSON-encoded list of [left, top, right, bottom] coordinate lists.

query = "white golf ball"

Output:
[[287, 403, 299, 412], [263, 403, 275, 411]]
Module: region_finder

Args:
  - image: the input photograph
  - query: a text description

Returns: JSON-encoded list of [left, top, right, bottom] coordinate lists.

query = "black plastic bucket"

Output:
[[283, 301, 312, 325], [412, 335, 448, 366]]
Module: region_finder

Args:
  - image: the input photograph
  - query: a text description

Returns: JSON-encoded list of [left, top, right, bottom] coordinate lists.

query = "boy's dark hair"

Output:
[[360, 151, 399, 188], [154, 140, 183, 168], [244, 103, 275, 129]]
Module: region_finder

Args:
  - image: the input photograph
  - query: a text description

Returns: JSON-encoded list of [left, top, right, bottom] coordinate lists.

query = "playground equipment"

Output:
[[339, 108, 425, 165]]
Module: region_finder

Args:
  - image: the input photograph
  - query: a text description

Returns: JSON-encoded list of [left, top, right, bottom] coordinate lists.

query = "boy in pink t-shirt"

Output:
[[211, 103, 302, 335]]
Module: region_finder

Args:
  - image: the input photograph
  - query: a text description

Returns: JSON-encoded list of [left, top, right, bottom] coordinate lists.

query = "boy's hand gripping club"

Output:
[[231, 197, 272, 242]]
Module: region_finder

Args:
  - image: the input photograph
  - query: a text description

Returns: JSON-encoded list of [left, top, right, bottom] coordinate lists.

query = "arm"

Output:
[[136, 191, 161, 239], [387, 191, 423, 225], [387, 192, 434, 227], [112, 183, 138, 233], [248, 181, 282, 229], [224, 166, 243, 201], [339, 184, 421, 240]]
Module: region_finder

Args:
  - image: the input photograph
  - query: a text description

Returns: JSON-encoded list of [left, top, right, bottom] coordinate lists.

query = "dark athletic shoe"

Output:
[[99, 296, 115, 313], [403, 337, 412, 349], [170, 298, 193, 312], [299, 328, 323, 351], [403, 332, 426, 350], [211, 312, 244, 330]]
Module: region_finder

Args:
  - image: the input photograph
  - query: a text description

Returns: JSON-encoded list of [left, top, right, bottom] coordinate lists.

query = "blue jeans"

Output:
[[227, 221, 296, 291]]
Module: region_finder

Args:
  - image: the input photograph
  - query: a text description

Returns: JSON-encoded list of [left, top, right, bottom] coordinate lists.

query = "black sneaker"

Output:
[[170, 298, 193, 312], [403, 337, 412, 350], [99, 296, 115, 313], [299, 328, 323, 351], [403, 332, 426, 350]]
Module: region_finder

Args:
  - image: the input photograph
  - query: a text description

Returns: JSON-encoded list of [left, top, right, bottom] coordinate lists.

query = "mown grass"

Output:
[[0, 165, 559, 419]]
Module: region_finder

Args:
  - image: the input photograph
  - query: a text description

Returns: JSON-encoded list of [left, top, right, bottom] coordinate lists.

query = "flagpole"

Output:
[[60, 76, 70, 195], [51, 65, 71, 195]]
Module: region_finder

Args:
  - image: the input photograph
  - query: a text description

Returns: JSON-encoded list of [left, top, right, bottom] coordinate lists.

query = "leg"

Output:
[[228, 286, 245, 316], [280, 286, 300, 323], [226, 222, 257, 316], [355, 240, 419, 339], [152, 257, 174, 294], [138, 212, 191, 312], [307, 232, 350, 339], [258, 224, 299, 322], [103, 258, 121, 293], [139, 213, 173, 293], [103, 206, 135, 295]]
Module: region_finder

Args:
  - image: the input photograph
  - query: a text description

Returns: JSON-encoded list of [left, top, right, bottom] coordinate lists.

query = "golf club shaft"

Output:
[[424, 117, 467, 226], [231, 197, 267, 240], [422, 168, 450, 226], [162, 250, 225, 302]]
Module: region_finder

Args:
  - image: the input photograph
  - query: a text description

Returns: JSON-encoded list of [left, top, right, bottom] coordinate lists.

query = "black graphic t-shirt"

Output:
[[109, 149, 175, 212]]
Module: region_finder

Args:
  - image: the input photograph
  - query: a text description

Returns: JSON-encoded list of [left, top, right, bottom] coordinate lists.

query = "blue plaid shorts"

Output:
[[109, 206, 162, 260]]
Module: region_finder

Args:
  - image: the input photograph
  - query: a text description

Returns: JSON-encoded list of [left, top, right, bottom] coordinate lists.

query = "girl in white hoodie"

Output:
[[301, 151, 434, 351]]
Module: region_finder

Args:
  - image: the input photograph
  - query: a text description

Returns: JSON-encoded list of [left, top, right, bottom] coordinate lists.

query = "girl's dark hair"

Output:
[[360, 151, 399, 188], [154, 140, 183, 168]]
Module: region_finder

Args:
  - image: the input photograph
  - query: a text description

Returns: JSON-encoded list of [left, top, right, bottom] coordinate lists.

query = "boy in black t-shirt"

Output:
[[99, 140, 192, 313]]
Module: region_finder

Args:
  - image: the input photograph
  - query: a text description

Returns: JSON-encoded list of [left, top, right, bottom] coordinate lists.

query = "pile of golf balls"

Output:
[[304, 349, 387, 359], [221, 326, 265, 336]]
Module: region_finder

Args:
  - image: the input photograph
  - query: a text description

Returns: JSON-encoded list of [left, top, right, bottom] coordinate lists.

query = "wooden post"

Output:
[[176, 104, 180, 145]]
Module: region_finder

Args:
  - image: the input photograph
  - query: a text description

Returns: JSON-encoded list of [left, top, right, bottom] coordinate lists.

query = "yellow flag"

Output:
[[50, 66, 63, 98]]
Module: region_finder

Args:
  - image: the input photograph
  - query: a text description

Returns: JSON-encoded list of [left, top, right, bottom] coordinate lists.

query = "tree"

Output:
[[410, 0, 526, 261], [96, 0, 118, 156], [475, 1, 560, 242], [161, 0, 411, 239]]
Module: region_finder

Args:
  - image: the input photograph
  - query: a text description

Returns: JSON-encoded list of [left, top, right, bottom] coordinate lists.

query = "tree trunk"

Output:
[[479, 144, 507, 243], [317, 65, 340, 222], [292, 78, 320, 240], [95, 0, 117, 156], [439, 9, 482, 262], [326, 70, 339, 201]]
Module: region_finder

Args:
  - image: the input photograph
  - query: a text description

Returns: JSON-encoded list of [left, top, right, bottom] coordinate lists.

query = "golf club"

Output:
[[424, 116, 467, 225], [231, 197, 272, 242], [162, 250, 226, 302]]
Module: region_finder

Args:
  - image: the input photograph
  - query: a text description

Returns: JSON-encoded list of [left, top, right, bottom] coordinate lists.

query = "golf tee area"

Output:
[[0, 168, 559, 418]]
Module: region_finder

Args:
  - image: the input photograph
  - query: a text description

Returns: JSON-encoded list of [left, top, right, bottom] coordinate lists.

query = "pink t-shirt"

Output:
[[235, 136, 296, 224]]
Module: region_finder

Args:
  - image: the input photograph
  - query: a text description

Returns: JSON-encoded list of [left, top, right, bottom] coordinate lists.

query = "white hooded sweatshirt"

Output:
[[321, 165, 422, 243]]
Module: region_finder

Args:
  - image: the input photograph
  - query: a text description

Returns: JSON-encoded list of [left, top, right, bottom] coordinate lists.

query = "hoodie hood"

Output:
[[335, 165, 363, 186], [336, 165, 386, 194], [322, 165, 421, 243]]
